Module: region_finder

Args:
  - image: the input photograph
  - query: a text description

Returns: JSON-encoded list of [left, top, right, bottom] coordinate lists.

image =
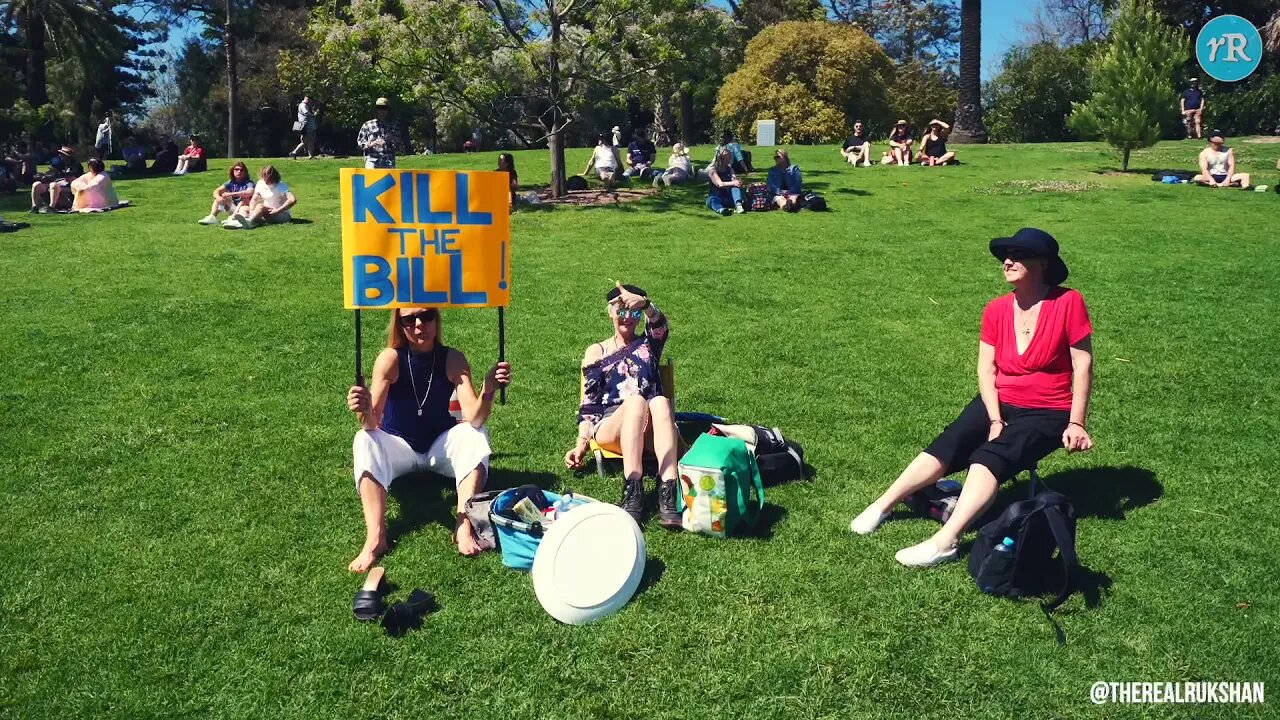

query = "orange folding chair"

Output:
[[581, 357, 676, 477]]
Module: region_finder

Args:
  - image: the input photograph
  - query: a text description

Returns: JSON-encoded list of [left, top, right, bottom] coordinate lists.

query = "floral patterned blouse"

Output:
[[578, 313, 669, 427]]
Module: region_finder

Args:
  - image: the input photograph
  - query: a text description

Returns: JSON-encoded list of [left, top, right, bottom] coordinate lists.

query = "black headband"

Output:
[[606, 284, 647, 301]]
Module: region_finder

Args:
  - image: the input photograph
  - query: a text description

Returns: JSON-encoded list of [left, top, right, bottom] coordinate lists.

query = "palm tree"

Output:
[[951, 0, 988, 143]]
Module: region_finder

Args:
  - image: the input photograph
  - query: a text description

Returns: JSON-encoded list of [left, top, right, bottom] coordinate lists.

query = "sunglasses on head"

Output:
[[615, 308, 645, 320], [399, 309, 439, 325]]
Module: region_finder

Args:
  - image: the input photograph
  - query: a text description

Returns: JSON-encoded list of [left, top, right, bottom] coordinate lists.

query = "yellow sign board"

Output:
[[340, 168, 511, 309]]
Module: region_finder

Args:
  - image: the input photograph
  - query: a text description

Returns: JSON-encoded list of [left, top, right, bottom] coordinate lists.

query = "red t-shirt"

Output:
[[186, 145, 204, 159], [980, 287, 1092, 410]]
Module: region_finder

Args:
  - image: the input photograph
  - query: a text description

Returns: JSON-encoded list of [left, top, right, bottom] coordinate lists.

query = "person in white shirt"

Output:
[[94, 113, 113, 160], [224, 165, 297, 229], [583, 134, 623, 189], [654, 143, 695, 187]]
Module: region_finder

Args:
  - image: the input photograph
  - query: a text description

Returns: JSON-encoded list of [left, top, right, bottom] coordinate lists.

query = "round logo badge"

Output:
[[1196, 15, 1262, 82]]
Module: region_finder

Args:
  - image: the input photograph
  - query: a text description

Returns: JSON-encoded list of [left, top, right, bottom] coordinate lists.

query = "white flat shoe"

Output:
[[849, 505, 890, 535], [895, 539, 958, 568], [197, 215, 219, 225]]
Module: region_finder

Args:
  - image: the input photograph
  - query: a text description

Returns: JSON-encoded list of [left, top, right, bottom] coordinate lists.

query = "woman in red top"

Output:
[[851, 228, 1095, 567]]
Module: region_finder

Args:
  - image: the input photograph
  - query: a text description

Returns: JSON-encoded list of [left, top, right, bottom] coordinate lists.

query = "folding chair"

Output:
[[583, 357, 676, 477]]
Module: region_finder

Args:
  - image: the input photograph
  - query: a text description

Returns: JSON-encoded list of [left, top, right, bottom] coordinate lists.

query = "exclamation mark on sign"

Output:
[[499, 241, 508, 290]]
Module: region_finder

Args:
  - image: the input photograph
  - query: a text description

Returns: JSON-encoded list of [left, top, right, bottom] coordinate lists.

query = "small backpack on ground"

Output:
[[968, 490, 1078, 612], [747, 182, 772, 211], [566, 175, 589, 191], [801, 191, 827, 210], [677, 434, 765, 537], [708, 424, 805, 485], [1149, 169, 1195, 182]]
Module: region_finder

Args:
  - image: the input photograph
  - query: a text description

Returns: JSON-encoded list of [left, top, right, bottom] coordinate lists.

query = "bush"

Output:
[[714, 21, 895, 144], [1198, 74, 1280, 137], [986, 42, 1096, 143], [888, 61, 958, 137]]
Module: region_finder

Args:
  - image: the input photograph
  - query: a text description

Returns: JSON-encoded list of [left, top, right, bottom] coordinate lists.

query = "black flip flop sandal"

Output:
[[353, 566, 386, 621], [382, 588, 436, 637]]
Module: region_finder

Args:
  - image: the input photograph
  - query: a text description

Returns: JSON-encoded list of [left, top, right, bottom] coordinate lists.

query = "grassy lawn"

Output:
[[1, 138, 1277, 719]]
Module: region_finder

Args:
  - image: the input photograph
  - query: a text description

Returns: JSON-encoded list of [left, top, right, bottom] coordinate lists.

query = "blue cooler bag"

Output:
[[489, 486, 593, 570]]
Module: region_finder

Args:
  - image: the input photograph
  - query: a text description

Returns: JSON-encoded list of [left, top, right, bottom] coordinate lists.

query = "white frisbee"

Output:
[[531, 502, 646, 625]]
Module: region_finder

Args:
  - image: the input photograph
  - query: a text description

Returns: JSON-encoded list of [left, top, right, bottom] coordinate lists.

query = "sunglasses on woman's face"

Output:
[[399, 309, 439, 325], [615, 308, 644, 320]]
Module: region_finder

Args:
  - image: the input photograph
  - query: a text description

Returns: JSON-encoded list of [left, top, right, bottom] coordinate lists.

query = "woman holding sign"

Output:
[[346, 307, 512, 570]]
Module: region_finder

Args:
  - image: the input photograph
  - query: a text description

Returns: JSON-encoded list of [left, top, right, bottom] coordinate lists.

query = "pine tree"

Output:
[[1067, 0, 1185, 171]]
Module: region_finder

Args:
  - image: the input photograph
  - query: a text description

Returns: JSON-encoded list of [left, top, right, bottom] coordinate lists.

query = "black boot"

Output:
[[658, 478, 683, 531], [619, 476, 644, 524]]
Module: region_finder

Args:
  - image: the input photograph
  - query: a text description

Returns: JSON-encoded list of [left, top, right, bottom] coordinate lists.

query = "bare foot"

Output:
[[348, 537, 388, 573], [455, 516, 481, 557]]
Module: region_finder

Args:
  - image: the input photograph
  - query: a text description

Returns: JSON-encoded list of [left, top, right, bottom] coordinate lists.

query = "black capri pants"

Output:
[[923, 395, 1069, 483]]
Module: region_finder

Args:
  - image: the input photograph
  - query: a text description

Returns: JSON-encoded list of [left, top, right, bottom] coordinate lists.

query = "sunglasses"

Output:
[[615, 308, 645, 320], [398, 309, 439, 325]]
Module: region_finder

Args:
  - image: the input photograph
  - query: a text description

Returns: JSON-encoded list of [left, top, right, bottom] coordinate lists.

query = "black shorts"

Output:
[[923, 395, 1069, 482]]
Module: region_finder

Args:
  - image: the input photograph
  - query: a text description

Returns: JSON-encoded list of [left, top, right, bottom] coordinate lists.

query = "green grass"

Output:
[[2, 138, 1277, 719]]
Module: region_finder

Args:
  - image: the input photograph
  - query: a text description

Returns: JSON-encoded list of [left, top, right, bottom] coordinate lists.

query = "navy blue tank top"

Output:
[[381, 346, 456, 453]]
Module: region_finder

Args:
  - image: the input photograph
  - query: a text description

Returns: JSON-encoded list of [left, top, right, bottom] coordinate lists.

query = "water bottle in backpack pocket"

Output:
[[973, 536, 1018, 596]]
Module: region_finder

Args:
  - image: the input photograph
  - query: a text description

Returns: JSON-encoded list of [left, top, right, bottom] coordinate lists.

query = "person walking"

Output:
[[290, 94, 318, 159], [357, 97, 400, 169]]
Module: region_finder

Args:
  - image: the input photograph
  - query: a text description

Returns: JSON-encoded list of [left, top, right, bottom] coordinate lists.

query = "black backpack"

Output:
[[566, 175, 589, 191], [801, 191, 827, 211], [968, 490, 1078, 613]]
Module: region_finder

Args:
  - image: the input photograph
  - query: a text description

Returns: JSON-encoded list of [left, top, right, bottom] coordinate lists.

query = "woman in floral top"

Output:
[[566, 283, 681, 529]]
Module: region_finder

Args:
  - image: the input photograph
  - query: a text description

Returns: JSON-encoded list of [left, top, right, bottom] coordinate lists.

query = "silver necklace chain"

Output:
[[407, 349, 436, 417]]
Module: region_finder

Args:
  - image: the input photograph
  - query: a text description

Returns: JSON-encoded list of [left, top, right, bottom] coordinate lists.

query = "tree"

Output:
[[950, 0, 985, 142], [725, 0, 826, 42], [715, 21, 896, 142], [985, 41, 1095, 142], [1068, 0, 1186, 170], [1021, 0, 1114, 46], [827, 0, 960, 66], [309, 0, 691, 197]]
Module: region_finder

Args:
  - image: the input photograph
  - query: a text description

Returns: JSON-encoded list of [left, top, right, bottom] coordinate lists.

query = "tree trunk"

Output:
[[547, 0, 566, 198], [548, 130, 567, 197], [678, 87, 694, 145], [951, 0, 988, 144], [225, 2, 239, 158], [653, 93, 675, 147], [1122, 148, 1130, 172], [24, 5, 48, 109]]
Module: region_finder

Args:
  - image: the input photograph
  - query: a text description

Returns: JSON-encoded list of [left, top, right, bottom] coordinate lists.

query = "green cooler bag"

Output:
[[676, 434, 765, 537]]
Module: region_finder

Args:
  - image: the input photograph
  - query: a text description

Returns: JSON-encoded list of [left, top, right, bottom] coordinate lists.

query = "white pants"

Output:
[[352, 425, 491, 492]]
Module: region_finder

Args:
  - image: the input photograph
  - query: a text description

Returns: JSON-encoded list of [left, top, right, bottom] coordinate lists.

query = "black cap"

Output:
[[990, 228, 1069, 286], [1208, 129, 1225, 141], [606, 284, 647, 301]]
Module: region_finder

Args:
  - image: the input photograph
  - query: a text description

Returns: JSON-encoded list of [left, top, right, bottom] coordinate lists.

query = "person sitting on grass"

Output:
[[583, 134, 624, 190], [29, 146, 82, 213], [70, 158, 120, 211], [151, 142, 179, 175], [919, 120, 957, 166], [224, 165, 295, 229], [566, 283, 681, 530], [706, 147, 745, 216], [841, 121, 872, 167], [717, 130, 753, 174], [850, 228, 1095, 568], [624, 128, 656, 178], [121, 137, 147, 174], [888, 120, 914, 165], [655, 143, 694, 187], [346, 307, 512, 569], [496, 153, 518, 210], [173, 136, 206, 175], [767, 148, 804, 211], [1192, 131, 1250, 190], [198, 162, 255, 225]]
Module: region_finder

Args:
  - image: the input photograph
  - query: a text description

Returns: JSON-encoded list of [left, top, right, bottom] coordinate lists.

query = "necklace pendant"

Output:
[[417, 408, 422, 417]]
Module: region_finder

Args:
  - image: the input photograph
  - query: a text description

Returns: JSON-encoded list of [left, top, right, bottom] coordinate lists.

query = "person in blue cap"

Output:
[[850, 228, 1096, 567]]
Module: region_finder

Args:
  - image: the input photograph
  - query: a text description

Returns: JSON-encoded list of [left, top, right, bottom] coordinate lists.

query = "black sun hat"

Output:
[[606, 284, 647, 301], [990, 228, 1069, 286]]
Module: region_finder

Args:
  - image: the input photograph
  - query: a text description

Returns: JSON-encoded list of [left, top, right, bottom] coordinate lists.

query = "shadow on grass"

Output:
[[288, 218, 314, 225], [833, 188, 872, 197], [384, 468, 559, 550], [739, 503, 787, 540], [1034, 465, 1163, 521], [633, 556, 666, 598], [1090, 167, 1181, 177]]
